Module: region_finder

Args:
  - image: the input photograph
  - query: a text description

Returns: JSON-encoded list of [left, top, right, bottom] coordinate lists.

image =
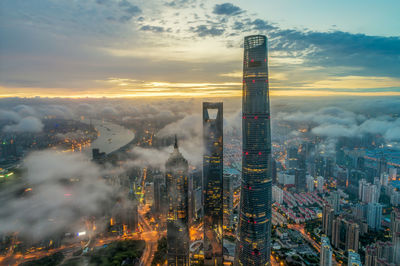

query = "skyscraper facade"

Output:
[[166, 138, 190, 266], [203, 102, 224, 265], [236, 35, 272, 265]]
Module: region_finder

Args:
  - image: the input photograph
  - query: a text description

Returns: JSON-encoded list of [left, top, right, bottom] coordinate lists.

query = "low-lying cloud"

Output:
[[0, 150, 114, 239]]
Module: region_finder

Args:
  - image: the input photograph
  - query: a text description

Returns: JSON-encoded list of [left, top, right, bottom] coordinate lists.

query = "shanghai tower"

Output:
[[235, 35, 272, 265]]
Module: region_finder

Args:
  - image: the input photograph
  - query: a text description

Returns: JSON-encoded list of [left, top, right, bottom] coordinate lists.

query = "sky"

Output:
[[0, 0, 399, 98]]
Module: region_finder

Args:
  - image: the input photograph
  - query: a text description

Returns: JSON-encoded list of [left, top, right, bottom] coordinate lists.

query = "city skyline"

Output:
[[1, 0, 400, 98], [1, 1, 400, 265]]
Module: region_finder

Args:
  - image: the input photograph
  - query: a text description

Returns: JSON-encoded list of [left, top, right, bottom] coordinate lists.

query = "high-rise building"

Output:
[[203, 102, 224, 265], [332, 216, 359, 252], [359, 179, 379, 204], [166, 137, 190, 265], [317, 176, 325, 193], [322, 204, 335, 237], [287, 146, 298, 172], [306, 175, 315, 192], [223, 173, 234, 228], [389, 168, 397, 181], [380, 173, 389, 187], [367, 202, 382, 231], [391, 208, 400, 264], [328, 191, 341, 214], [348, 250, 362, 266], [144, 182, 154, 206], [320, 236, 333, 266], [235, 35, 272, 265], [272, 185, 283, 205], [153, 174, 165, 215], [365, 244, 378, 266], [295, 168, 307, 192]]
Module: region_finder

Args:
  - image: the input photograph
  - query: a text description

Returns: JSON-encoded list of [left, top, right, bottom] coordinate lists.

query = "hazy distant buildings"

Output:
[[202, 102, 223, 265], [165, 137, 189, 265], [236, 35, 272, 265]]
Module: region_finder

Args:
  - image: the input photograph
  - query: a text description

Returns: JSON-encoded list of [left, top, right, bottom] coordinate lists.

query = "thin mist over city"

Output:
[[1, 1, 400, 266]]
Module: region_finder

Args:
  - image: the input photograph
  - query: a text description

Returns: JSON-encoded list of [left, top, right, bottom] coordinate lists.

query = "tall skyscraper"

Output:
[[203, 102, 224, 265], [320, 236, 333, 266], [235, 35, 272, 265], [166, 137, 189, 266], [223, 173, 234, 228]]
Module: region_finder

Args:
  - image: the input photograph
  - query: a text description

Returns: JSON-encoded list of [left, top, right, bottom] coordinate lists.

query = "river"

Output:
[[81, 119, 135, 156]]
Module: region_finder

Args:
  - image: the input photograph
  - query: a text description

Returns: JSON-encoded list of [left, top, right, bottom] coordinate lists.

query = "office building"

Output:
[[166, 137, 190, 265], [203, 102, 224, 265], [236, 35, 272, 265]]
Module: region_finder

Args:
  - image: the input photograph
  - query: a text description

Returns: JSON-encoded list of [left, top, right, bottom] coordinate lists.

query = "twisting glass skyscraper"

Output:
[[235, 35, 272, 265], [203, 102, 223, 265], [166, 137, 189, 265]]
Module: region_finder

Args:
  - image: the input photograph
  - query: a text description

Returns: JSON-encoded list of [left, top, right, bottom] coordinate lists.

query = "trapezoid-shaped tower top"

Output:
[[244, 35, 266, 49]]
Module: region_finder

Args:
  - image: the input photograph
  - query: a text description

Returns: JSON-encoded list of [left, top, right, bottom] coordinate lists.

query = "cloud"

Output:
[[0, 150, 114, 239], [118, 0, 142, 21], [250, 19, 276, 31], [3, 116, 44, 133], [101, 106, 119, 117], [191, 25, 225, 37], [278, 106, 400, 141], [213, 3, 243, 15], [140, 25, 167, 33], [165, 0, 196, 8], [0, 110, 21, 123]]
